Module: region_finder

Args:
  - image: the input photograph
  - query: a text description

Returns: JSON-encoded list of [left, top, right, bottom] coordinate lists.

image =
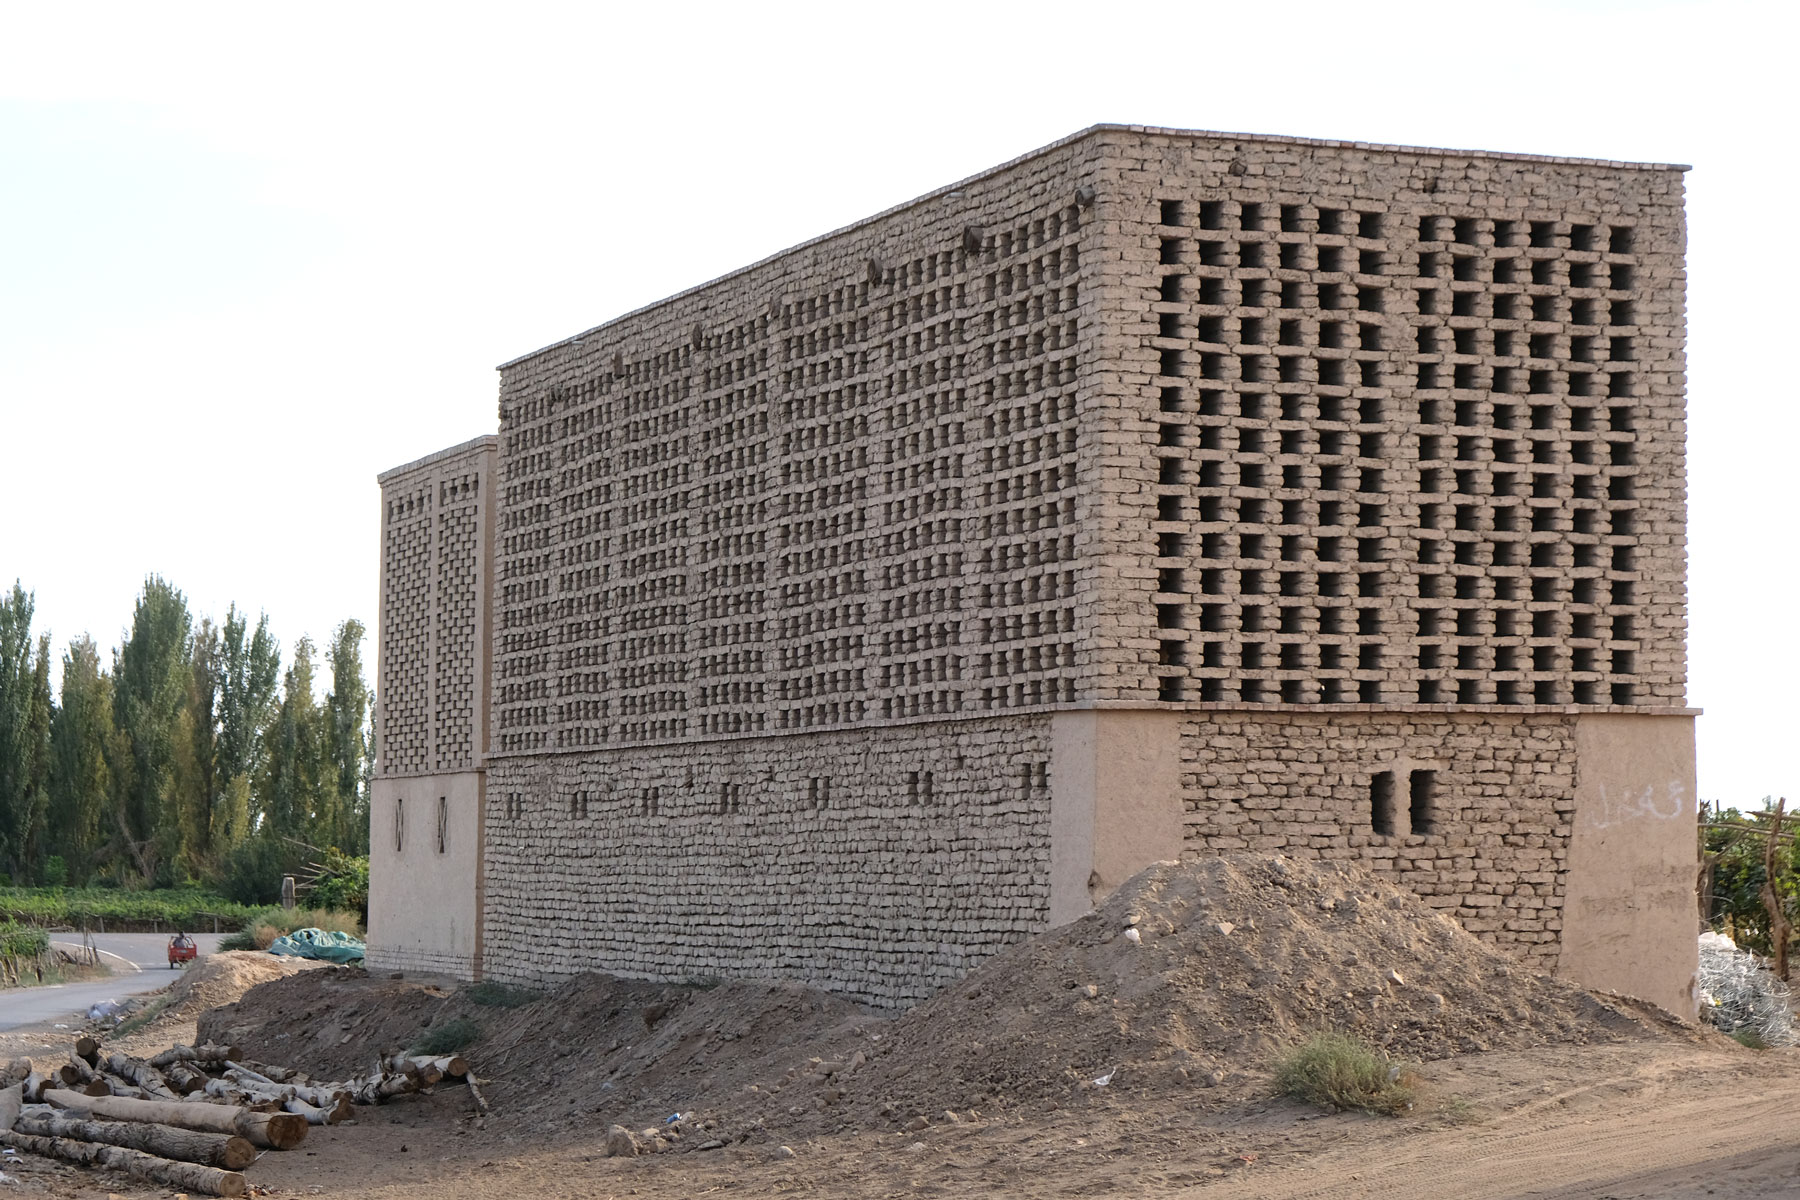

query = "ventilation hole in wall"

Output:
[[1370, 771, 1397, 835], [1160, 349, 1184, 377], [1157, 677, 1185, 702], [1157, 531, 1186, 558], [394, 797, 405, 852], [1570, 224, 1598, 252], [1158, 640, 1186, 666], [1160, 274, 1185, 303], [1450, 291, 1476, 317], [1160, 199, 1185, 227], [1402, 769, 1438, 833], [1611, 682, 1635, 705], [1158, 311, 1182, 339], [1159, 238, 1184, 266]]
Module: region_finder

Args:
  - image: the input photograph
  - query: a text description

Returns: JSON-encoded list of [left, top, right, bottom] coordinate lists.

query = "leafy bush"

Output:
[[410, 1017, 480, 1055], [305, 850, 369, 922], [0, 920, 50, 959], [464, 981, 541, 1008], [1274, 1033, 1417, 1116], [41, 857, 68, 888], [215, 906, 365, 952], [0, 887, 261, 931]]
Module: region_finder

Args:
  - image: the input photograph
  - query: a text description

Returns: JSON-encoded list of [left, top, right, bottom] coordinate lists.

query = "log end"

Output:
[[263, 1112, 308, 1151], [221, 1134, 257, 1172]]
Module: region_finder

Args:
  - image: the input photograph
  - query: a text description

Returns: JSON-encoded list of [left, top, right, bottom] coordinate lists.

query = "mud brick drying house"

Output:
[[369, 125, 1699, 1015]]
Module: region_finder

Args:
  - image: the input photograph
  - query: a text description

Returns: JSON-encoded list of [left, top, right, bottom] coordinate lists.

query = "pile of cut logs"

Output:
[[0, 1038, 477, 1197]]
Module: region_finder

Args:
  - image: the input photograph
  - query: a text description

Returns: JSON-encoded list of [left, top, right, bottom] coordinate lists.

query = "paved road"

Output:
[[0, 931, 227, 1032]]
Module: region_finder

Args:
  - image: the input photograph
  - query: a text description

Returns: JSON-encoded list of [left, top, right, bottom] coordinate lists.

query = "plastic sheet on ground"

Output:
[[268, 927, 366, 964], [1697, 930, 1796, 1046]]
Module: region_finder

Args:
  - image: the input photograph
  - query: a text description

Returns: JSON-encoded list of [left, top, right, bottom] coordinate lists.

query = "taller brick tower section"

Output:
[[376, 127, 1696, 1014]]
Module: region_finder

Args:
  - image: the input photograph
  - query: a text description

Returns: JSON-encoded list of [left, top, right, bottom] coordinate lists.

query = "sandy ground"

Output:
[[2, 1030, 1794, 1199]]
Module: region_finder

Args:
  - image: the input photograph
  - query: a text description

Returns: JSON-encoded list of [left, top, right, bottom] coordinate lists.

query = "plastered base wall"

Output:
[[481, 718, 1055, 1009], [1559, 714, 1699, 1016], [367, 772, 485, 979]]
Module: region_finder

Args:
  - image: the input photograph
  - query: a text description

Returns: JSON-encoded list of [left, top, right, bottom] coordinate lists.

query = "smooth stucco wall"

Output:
[[1559, 713, 1699, 1016], [367, 771, 485, 979], [1049, 710, 1184, 925]]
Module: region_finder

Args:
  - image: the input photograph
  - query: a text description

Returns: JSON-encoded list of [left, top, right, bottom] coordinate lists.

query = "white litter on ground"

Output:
[[1697, 931, 1797, 1046]]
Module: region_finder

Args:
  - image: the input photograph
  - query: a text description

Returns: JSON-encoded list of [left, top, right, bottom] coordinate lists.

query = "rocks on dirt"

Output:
[[604, 1125, 640, 1157]]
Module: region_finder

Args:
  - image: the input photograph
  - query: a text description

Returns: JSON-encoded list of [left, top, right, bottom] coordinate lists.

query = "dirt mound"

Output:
[[199, 967, 873, 1123], [166, 951, 325, 1022], [197, 855, 1683, 1143], [827, 854, 1671, 1123]]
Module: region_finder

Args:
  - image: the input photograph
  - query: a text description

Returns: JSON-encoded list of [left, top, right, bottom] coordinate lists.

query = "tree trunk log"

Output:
[[150, 1044, 240, 1069], [99, 1073, 148, 1100], [238, 1061, 299, 1083], [0, 1128, 245, 1197], [466, 1076, 489, 1117], [164, 1062, 209, 1095], [12, 1112, 255, 1169], [224, 1068, 345, 1113], [202, 1078, 253, 1106], [74, 1036, 100, 1066], [106, 1054, 179, 1100], [410, 1055, 464, 1080], [45, 1091, 307, 1149]]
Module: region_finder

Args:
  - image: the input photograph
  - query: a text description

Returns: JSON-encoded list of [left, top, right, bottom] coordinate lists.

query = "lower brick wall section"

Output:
[[482, 717, 1054, 1008], [365, 942, 479, 979], [1179, 711, 1577, 971]]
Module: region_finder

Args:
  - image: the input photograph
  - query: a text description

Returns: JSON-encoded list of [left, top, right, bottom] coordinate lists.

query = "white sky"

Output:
[[1, 1, 1793, 807]]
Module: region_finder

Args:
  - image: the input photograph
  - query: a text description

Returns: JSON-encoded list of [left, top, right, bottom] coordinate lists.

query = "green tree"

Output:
[[111, 576, 193, 881], [217, 606, 280, 849], [323, 619, 370, 854], [172, 618, 226, 875], [47, 635, 115, 882], [0, 584, 53, 883], [259, 636, 324, 839]]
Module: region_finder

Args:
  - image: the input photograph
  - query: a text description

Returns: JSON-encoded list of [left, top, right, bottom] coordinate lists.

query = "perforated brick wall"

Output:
[[1098, 133, 1687, 708], [376, 437, 497, 778]]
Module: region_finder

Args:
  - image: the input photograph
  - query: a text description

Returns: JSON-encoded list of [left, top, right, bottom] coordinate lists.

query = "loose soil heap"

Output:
[[198, 854, 1683, 1145], [164, 952, 326, 1025]]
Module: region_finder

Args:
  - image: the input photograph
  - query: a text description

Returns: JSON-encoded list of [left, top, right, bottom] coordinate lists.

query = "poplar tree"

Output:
[[172, 619, 225, 873], [111, 577, 193, 881], [217, 605, 280, 844], [0, 583, 52, 882], [324, 619, 370, 853], [259, 636, 323, 839], [47, 636, 114, 882]]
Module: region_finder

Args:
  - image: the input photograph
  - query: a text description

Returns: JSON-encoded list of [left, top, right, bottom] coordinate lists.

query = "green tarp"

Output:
[[269, 927, 366, 964]]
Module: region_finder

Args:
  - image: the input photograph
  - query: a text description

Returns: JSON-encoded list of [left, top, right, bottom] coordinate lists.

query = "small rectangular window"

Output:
[[1409, 770, 1438, 835], [437, 796, 448, 854], [1371, 771, 1397, 836]]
